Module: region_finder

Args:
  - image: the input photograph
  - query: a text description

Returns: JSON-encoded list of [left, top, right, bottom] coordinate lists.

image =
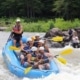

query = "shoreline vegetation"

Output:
[[0, 18, 80, 32]]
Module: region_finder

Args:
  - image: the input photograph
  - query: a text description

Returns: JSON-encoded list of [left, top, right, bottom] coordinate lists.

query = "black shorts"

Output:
[[13, 35, 22, 42], [12, 32, 22, 42]]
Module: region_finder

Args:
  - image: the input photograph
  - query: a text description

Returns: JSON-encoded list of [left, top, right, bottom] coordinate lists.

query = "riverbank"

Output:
[[0, 18, 80, 32]]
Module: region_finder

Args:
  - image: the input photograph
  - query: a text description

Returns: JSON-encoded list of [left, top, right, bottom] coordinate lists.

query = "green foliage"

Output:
[[0, 18, 80, 32], [54, 18, 80, 30]]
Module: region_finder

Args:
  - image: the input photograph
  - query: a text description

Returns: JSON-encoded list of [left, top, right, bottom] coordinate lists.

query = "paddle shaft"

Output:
[[7, 32, 13, 42]]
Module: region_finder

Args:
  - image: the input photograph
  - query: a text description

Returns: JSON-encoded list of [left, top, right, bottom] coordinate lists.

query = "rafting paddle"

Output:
[[24, 67, 32, 74], [54, 46, 73, 64], [60, 47, 73, 56], [9, 46, 20, 50]]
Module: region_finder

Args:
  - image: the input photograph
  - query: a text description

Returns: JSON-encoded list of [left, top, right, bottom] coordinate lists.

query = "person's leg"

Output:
[[44, 63, 50, 69], [76, 43, 79, 48], [13, 39, 17, 46], [75, 43, 78, 48], [33, 62, 39, 69], [20, 54, 25, 64], [77, 43, 80, 48], [20, 40, 23, 48], [38, 64, 44, 70], [72, 43, 75, 48]]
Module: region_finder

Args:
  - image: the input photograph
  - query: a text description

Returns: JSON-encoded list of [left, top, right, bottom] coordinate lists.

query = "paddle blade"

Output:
[[51, 36, 63, 42], [24, 67, 32, 74], [60, 48, 73, 56], [9, 46, 20, 50], [57, 56, 67, 64]]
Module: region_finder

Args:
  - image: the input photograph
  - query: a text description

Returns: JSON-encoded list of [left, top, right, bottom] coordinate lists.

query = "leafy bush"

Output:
[[0, 18, 80, 32]]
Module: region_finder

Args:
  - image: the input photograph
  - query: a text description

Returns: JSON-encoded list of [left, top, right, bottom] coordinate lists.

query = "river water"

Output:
[[0, 31, 80, 80]]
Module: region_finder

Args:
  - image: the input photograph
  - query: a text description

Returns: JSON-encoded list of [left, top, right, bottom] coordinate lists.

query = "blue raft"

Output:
[[2, 36, 59, 78]]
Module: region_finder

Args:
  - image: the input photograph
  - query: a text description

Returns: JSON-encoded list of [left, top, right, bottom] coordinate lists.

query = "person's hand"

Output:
[[34, 62, 38, 66], [12, 29, 14, 32], [38, 59, 43, 64]]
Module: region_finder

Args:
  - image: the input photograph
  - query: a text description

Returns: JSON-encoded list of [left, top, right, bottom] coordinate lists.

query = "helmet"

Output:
[[16, 18, 21, 22], [39, 40, 44, 44], [27, 38, 32, 42], [39, 47, 44, 50], [31, 46, 37, 51]]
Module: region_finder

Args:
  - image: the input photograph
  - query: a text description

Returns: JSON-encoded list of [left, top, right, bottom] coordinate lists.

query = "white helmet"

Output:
[[39, 47, 44, 50], [27, 38, 32, 42], [31, 46, 37, 51], [16, 18, 21, 22], [39, 40, 44, 44]]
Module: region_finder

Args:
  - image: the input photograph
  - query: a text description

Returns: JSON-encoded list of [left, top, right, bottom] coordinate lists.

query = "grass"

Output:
[[0, 17, 80, 32]]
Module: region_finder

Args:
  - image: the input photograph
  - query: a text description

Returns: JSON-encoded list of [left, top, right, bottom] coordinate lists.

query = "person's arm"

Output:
[[21, 45, 29, 54], [27, 54, 32, 63], [12, 26, 15, 32], [18, 26, 23, 34], [44, 45, 50, 53]]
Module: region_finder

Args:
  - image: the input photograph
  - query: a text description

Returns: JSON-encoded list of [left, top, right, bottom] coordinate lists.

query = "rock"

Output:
[[44, 27, 80, 48], [75, 27, 80, 39], [62, 30, 69, 36], [51, 42, 63, 48], [44, 28, 63, 38]]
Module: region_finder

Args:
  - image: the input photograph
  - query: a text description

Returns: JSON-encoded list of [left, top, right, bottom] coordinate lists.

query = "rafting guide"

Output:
[[12, 18, 23, 48]]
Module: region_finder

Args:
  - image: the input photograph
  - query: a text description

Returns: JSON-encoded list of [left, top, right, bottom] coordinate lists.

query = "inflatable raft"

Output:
[[2, 36, 59, 78]]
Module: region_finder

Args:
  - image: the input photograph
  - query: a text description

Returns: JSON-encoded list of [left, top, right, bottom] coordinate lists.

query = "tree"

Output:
[[0, 0, 80, 19], [53, 0, 80, 20], [41, 0, 54, 17]]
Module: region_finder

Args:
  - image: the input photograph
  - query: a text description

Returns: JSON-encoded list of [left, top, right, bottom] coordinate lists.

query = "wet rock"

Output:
[[44, 28, 63, 38], [75, 27, 80, 39], [62, 30, 69, 36], [51, 42, 63, 48]]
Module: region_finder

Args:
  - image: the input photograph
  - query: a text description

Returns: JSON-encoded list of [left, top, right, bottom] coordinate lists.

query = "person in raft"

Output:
[[12, 18, 23, 47], [37, 47, 50, 70], [72, 31, 79, 48], [20, 46, 39, 68], [21, 38, 34, 54], [31, 46, 52, 70], [38, 40, 50, 53], [20, 38, 34, 66], [33, 34, 41, 47]]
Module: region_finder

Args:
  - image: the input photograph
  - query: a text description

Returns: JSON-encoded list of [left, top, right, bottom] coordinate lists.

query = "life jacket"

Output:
[[13, 25, 21, 31], [33, 39, 39, 47], [23, 45, 33, 53], [13, 24, 23, 37], [38, 53, 49, 64]]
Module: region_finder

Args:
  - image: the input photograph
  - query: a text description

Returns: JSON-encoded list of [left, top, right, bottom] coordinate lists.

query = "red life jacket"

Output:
[[13, 25, 21, 31]]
